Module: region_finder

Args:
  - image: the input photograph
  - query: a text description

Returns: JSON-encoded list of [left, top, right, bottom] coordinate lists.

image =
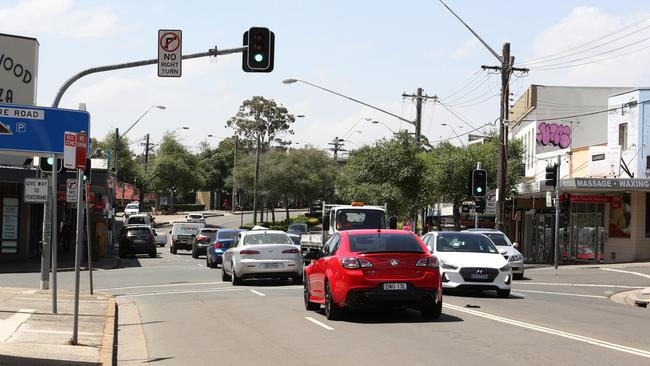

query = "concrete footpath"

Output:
[[0, 287, 116, 366], [611, 287, 650, 309]]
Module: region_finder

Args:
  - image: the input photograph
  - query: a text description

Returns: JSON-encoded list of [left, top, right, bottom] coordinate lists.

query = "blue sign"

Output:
[[0, 103, 90, 155]]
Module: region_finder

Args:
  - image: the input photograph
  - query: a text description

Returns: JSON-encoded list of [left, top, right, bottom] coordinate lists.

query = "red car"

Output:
[[303, 229, 442, 320]]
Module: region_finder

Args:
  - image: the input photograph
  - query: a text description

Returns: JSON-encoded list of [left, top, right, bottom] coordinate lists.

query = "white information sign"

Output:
[[24, 178, 48, 203], [158, 30, 182, 77], [0, 33, 39, 105], [66, 178, 78, 203], [485, 191, 496, 215], [63, 131, 76, 169], [1, 197, 18, 253], [546, 191, 552, 208]]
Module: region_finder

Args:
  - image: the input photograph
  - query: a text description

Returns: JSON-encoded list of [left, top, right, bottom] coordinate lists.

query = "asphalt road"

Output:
[[2, 214, 650, 365]]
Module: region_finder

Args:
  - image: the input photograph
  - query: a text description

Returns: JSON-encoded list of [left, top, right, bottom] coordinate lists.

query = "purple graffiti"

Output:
[[536, 122, 571, 149]]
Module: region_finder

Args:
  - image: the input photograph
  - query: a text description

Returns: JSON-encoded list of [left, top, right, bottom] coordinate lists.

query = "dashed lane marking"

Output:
[[97, 281, 226, 291], [516, 282, 643, 289], [444, 303, 650, 359], [250, 290, 266, 297], [305, 317, 334, 330]]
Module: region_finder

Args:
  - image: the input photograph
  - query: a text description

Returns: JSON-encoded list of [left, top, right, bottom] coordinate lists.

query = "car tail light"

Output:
[[341, 257, 373, 269], [214, 242, 223, 249], [282, 248, 299, 254], [240, 250, 260, 255], [416, 257, 439, 268], [196, 235, 206, 241]]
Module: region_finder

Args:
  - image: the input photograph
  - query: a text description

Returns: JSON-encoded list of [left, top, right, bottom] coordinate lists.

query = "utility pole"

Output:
[[328, 137, 345, 160], [231, 136, 238, 212], [253, 132, 261, 225], [138, 133, 150, 209], [554, 156, 561, 269], [112, 128, 119, 250]]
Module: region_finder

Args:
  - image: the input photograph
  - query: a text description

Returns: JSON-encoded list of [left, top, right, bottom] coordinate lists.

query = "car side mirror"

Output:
[[304, 251, 320, 260], [500, 249, 508, 256], [512, 242, 519, 248]]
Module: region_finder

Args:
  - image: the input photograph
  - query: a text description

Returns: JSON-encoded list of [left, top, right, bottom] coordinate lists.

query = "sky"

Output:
[[2, 0, 650, 156]]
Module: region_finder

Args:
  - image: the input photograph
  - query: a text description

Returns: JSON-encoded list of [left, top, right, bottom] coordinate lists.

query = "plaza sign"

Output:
[[0, 33, 39, 105]]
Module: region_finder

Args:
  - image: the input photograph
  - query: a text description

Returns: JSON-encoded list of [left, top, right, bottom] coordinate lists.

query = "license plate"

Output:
[[133, 239, 145, 244], [470, 274, 489, 280], [383, 283, 407, 291], [262, 263, 282, 269]]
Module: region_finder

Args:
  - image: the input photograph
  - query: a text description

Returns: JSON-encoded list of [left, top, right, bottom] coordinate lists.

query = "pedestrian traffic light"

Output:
[[471, 169, 487, 197], [38, 156, 63, 173], [242, 27, 274, 72], [475, 198, 486, 214], [83, 158, 92, 182], [545, 164, 558, 187]]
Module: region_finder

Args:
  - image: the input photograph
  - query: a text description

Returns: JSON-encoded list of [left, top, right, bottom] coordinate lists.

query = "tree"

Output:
[[337, 132, 427, 222], [197, 137, 236, 192], [94, 131, 141, 186]]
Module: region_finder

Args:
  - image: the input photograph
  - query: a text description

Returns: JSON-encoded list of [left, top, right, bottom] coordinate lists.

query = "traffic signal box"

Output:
[[545, 164, 558, 188], [471, 169, 487, 198], [475, 198, 486, 214], [242, 27, 275, 72], [39, 157, 63, 173]]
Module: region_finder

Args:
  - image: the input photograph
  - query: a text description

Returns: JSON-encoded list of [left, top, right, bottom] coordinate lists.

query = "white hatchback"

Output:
[[186, 213, 206, 223], [422, 231, 512, 298], [465, 229, 524, 279]]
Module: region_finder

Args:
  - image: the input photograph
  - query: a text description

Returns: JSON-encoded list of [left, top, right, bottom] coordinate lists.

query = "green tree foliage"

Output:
[[94, 131, 141, 185], [149, 134, 201, 199], [226, 96, 295, 149], [197, 137, 236, 191], [337, 132, 427, 220]]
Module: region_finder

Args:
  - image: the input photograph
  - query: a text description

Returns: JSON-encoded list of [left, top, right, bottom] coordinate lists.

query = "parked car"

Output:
[[304, 229, 442, 320], [206, 229, 245, 268], [153, 229, 167, 247], [421, 231, 512, 298], [124, 202, 140, 217], [464, 229, 524, 279], [186, 213, 206, 223], [192, 228, 218, 258], [169, 222, 205, 254], [221, 230, 303, 285], [126, 213, 154, 227], [119, 224, 157, 258], [287, 223, 308, 235]]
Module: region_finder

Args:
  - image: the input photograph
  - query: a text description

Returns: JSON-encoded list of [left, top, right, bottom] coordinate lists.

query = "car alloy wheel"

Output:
[[221, 264, 231, 281], [231, 262, 241, 286], [324, 281, 343, 320]]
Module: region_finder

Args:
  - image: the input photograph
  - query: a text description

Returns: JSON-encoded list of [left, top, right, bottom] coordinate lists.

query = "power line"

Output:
[[437, 100, 481, 130], [519, 99, 650, 122], [531, 42, 650, 71], [440, 69, 485, 100]]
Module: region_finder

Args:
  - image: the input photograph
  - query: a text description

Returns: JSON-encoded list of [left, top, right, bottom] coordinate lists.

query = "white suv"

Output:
[[124, 202, 140, 217], [186, 213, 206, 223], [465, 229, 524, 280]]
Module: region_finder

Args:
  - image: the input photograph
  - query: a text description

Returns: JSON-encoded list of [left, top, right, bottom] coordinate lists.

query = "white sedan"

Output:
[[422, 231, 512, 298], [221, 230, 303, 285], [465, 229, 524, 279]]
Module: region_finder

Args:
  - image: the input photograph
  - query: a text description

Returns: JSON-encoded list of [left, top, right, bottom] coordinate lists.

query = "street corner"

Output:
[[610, 287, 650, 309]]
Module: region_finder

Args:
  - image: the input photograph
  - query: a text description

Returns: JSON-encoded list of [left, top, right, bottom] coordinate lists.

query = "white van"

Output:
[[169, 221, 204, 254]]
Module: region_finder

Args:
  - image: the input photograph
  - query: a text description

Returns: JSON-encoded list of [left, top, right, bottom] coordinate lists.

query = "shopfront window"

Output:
[[1, 183, 20, 254], [570, 202, 605, 263]]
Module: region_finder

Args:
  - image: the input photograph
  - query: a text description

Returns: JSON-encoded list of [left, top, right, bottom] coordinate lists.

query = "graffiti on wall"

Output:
[[536, 122, 571, 149]]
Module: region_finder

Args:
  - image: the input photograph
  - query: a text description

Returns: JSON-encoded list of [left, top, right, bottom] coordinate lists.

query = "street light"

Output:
[[122, 105, 166, 137], [371, 120, 396, 134], [170, 126, 190, 134], [441, 123, 465, 147]]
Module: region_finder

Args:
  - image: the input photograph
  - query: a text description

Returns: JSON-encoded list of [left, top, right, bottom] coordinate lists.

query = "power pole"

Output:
[[482, 44, 528, 232], [139, 133, 150, 210], [231, 136, 238, 212], [253, 132, 261, 225], [554, 156, 561, 269], [328, 137, 345, 160], [112, 128, 119, 249]]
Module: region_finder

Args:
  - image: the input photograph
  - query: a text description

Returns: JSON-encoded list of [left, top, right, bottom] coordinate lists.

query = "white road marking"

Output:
[[305, 317, 334, 330], [21, 329, 103, 336], [122, 288, 246, 298], [0, 309, 35, 342], [601, 268, 650, 279], [518, 282, 642, 289], [197, 263, 203, 267], [250, 290, 266, 297], [513, 289, 607, 299], [444, 303, 650, 359], [97, 281, 226, 291], [510, 292, 526, 298]]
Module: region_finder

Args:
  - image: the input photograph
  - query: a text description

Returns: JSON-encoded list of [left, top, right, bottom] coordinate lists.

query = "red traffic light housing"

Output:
[[242, 27, 275, 72]]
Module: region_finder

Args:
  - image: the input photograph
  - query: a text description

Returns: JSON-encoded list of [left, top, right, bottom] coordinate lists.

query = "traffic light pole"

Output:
[[475, 162, 481, 229], [554, 156, 561, 269]]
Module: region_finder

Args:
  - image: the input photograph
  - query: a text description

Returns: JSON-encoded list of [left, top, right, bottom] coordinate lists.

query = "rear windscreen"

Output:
[[218, 231, 237, 240], [243, 234, 292, 245], [127, 228, 151, 236], [200, 229, 217, 237], [348, 234, 424, 253], [128, 217, 146, 225]]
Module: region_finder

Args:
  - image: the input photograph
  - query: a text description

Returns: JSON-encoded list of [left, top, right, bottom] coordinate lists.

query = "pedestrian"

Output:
[[60, 222, 71, 253], [223, 198, 230, 211], [402, 219, 412, 232]]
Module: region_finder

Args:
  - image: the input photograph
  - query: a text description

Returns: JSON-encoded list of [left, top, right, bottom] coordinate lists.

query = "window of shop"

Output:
[[619, 123, 628, 150], [1, 183, 20, 254]]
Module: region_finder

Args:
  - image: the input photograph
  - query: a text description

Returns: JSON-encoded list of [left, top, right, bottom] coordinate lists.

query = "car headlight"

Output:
[[500, 264, 511, 272], [440, 260, 458, 270], [509, 254, 522, 262]]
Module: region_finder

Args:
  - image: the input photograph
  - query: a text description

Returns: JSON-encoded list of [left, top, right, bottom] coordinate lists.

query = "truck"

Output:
[[300, 202, 391, 256], [169, 221, 205, 254]]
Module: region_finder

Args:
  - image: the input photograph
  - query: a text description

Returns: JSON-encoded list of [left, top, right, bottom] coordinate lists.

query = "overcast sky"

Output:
[[3, 0, 650, 154]]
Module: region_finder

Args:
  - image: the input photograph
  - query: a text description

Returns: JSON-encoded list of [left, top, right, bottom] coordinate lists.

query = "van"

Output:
[[169, 221, 204, 254]]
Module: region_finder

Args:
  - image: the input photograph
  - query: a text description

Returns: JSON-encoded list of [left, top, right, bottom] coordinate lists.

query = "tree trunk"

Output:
[[284, 193, 290, 222], [270, 203, 276, 223], [453, 201, 461, 231], [259, 198, 264, 223]]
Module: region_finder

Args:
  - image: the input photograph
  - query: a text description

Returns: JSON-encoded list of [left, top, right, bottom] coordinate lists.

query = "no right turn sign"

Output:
[[158, 29, 182, 77]]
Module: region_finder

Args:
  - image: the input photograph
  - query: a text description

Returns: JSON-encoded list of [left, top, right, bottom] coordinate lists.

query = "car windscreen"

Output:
[[128, 217, 146, 225], [200, 229, 217, 237], [336, 209, 386, 230], [348, 233, 424, 253], [483, 233, 511, 246], [243, 233, 292, 245], [436, 233, 498, 254], [127, 228, 151, 236], [126, 204, 138, 209], [288, 224, 307, 233], [217, 231, 238, 240]]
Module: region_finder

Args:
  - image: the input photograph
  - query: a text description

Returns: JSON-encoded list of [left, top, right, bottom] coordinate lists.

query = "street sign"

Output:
[[0, 104, 90, 156], [66, 179, 78, 203], [24, 178, 48, 203], [75, 133, 87, 169], [0, 33, 39, 105], [158, 30, 182, 77], [63, 131, 76, 169], [486, 191, 496, 215], [546, 191, 552, 208]]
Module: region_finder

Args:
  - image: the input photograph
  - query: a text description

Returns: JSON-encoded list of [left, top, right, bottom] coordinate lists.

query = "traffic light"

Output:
[[38, 156, 63, 173], [475, 198, 486, 214], [242, 27, 275, 72], [83, 158, 92, 182], [545, 164, 558, 187], [471, 169, 487, 197]]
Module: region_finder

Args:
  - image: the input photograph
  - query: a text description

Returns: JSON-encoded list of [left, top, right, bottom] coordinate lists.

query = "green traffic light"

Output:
[[254, 53, 264, 62], [476, 187, 483, 193], [47, 157, 54, 165]]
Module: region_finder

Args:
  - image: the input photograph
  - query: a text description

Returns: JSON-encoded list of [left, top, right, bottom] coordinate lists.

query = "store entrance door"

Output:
[[569, 203, 605, 263]]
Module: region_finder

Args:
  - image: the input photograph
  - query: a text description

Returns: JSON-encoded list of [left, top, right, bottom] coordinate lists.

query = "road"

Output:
[[1, 213, 650, 365]]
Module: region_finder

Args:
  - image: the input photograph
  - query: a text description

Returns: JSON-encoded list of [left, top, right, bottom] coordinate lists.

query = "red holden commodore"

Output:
[[303, 229, 442, 320]]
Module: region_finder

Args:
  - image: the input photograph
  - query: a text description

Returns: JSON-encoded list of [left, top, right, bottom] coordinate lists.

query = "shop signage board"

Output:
[[0, 33, 39, 105], [0, 103, 90, 156], [24, 178, 48, 203], [562, 178, 650, 191]]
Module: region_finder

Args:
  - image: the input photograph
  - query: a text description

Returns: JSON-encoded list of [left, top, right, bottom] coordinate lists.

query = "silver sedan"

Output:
[[221, 230, 303, 285]]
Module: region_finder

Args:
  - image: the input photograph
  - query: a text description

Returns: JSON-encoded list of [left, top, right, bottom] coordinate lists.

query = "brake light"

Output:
[[416, 257, 439, 268], [196, 235, 206, 241], [282, 248, 299, 254], [214, 242, 223, 249], [240, 250, 260, 255], [341, 257, 373, 269]]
